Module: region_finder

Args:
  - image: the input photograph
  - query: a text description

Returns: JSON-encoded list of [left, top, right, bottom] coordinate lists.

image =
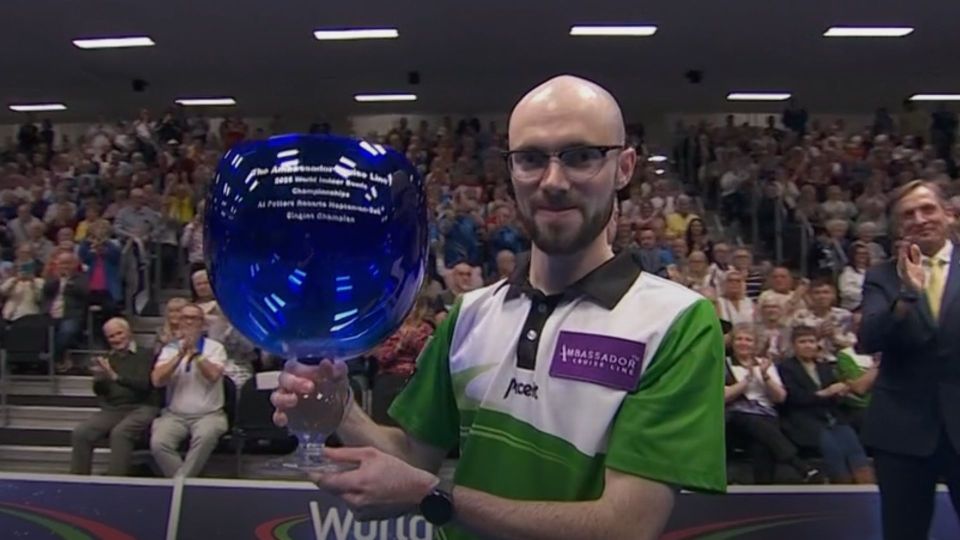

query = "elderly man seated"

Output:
[[70, 317, 160, 475], [149, 302, 228, 478]]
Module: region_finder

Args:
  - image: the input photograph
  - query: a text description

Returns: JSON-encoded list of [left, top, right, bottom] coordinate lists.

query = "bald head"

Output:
[[103, 317, 132, 351], [509, 75, 626, 147]]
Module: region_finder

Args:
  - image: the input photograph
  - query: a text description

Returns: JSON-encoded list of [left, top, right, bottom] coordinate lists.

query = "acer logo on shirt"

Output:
[[503, 378, 539, 400]]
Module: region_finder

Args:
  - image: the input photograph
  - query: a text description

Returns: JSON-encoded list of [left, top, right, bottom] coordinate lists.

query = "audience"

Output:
[[149, 303, 228, 478], [70, 317, 160, 475], [42, 252, 89, 372]]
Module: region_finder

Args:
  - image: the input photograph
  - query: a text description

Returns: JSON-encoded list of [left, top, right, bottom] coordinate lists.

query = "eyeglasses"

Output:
[[502, 145, 624, 182]]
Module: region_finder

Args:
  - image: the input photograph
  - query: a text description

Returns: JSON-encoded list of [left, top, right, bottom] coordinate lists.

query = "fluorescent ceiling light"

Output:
[[823, 26, 914, 38], [175, 98, 237, 106], [655, 169, 666, 175], [73, 36, 155, 49], [909, 94, 960, 101], [354, 93, 417, 102], [314, 28, 399, 40], [648, 155, 668, 163], [570, 25, 658, 37], [9, 103, 67, 112], [727, 92, 792, 101]]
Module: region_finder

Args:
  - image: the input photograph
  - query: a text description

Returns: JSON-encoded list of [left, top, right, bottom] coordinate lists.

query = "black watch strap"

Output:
[[420, 478, 455, 526]]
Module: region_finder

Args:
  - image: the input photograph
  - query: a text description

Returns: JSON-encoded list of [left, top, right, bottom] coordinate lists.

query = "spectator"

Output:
[[716, 270, 755, 325], [759, 266, 807, 317], [371, 297, 434, 425], [180, 201, 206, 273], [42, 252, 89, 371], [70, 317, 160, 475], [833, 311, 878, 433], [114, 188, 160, 241], [630, 226, 670, 277], [684, 217, 713, 257], [8, 203, 41, 246], [838, 242, 871, 310], [724, 325, 819, 483], [778, 326, 874, 484], [154, 297, 188, 356], [78, 220, 123, 314], [435, 262, 479, 312], [73, 201, 102, 242], [782, 99, 809, 135], [819, 185, 857, 223], [683, 250, 717, 293], [43, 188, 77, 224], [732, 247, 765, 300], [149, 303, 228, 478], [440, 188, 483, 268], [0, 255, 44, 322], [42, 229, 80, 278], [791, 279, 856, 362], [492, 249, 517, 282], [755, 296, 791, 362], [666, 194, 699, 236], [853, 221, 887, 264]]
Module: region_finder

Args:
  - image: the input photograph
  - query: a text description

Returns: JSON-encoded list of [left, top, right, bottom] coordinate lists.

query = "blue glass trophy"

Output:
[[205, 134, 427, 472]]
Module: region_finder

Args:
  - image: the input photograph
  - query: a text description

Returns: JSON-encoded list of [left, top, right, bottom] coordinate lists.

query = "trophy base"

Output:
[[261, 455, 359, 476]]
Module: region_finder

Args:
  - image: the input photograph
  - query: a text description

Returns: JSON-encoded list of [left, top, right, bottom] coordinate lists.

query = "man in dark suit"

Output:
[[41, 251, 89, 372], [859, 180, 960, 539]]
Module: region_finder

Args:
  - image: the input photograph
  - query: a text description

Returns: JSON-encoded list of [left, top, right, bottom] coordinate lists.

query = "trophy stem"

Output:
[[301, 440, 325, 465]]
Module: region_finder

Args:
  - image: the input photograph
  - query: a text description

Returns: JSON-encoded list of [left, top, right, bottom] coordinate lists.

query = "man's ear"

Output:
[[615, 147, 637, 191]]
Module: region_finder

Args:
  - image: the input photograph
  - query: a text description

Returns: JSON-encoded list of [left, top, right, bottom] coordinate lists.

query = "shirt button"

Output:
[[537, 304, 547, 314], [526, 329, 538, 341]]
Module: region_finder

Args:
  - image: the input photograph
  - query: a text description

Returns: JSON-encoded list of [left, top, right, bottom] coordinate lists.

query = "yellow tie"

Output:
[[925, 258, 947, 320]]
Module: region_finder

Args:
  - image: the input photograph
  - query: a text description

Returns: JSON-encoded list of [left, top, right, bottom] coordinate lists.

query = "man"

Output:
[[435, 262, 479, 313], [114, 188, 159, 240], [42, 252, 89, 371], [70, 318, 159, 475], [8, 203, 41, 246], [273, 75, 725, 540], [859, 180, 960, 539], [149, 303, 228, 477], [24, 221, 54, 262], [791, 279, 856, 362], [629, 226, 669, 278]]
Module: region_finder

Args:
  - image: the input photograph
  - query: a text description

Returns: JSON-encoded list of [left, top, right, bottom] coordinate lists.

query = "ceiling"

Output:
[[2, 0, 957, 124]]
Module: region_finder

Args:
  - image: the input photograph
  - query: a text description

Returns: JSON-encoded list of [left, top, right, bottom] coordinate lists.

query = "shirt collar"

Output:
[[925, 241, 954, 266], [500, 250, 641, 310]]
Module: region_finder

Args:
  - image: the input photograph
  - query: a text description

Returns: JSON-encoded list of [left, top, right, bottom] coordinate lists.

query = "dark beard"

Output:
[[517, 192, 616, 255]]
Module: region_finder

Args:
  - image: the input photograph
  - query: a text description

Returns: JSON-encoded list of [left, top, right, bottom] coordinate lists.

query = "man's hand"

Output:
[[271, 359, 348, 427], [311, 446, 438, 522], [897, 243, 925, 293], [95, 356, 118, 381]]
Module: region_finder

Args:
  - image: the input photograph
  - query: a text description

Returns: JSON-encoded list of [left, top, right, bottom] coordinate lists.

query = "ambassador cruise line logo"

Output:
[[550, 331, 646, 391]]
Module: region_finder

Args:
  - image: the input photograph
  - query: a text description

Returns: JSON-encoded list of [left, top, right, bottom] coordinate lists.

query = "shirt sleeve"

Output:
[[605, 298, 727, 493], [154, 344, 179, 367], [204, 340, 227, 367], [388, 299, 462, 451]]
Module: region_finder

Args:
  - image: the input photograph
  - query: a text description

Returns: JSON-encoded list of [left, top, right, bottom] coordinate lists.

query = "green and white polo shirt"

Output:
[[390, 252, 726, 540]]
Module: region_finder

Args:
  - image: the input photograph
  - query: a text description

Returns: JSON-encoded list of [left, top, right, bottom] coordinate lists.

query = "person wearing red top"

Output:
[[370, 298, 434, 425]]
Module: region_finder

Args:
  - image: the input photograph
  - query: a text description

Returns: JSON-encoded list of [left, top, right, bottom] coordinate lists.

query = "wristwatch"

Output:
[[419, 478, 455, 526]]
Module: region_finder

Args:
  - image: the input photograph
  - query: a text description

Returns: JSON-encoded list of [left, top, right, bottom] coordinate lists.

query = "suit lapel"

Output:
[[939, 244, 960, 324]]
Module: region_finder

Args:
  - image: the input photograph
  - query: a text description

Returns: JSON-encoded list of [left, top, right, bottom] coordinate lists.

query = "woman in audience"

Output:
[[725, 325, 820, 483], [837, 242, 870, 310], [684, 217, 713, 258], [1, 251, 44, 322], [180, 201, 206, 275], [77, 220, 123, 317], [154, 297, 188, 356], [755, 297, 791, 362]]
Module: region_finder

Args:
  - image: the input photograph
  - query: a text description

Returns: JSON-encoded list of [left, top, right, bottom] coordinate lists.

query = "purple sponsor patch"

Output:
[[549, 331, 646, 391]]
